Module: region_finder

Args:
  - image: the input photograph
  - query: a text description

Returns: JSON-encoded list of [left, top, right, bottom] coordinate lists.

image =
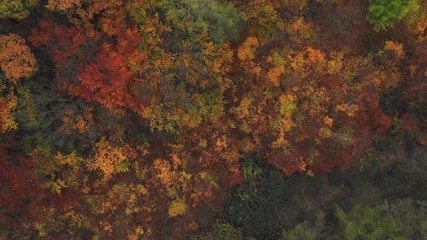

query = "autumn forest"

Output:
[[0, 0, 426, 239]]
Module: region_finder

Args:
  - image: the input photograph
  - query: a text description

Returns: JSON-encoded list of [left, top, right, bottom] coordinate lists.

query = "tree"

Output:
[[281, 0, 308, 13], [0, 0, 38, 19], [0, 34, 37, 83], [0, 34, 37, 132], [191, 222, 244, 240], [160, 0, 244, 44], [233, 0, 285, 42], [336, 205, 401, 240], [86, 137, 128, 179], [0, 146, 45, 226], [404, 0, 427, 34], [223, 157, 288, 239], [281, 212, 325, 240], [367, 0, 419, 31], [0, 92, 17, 132]]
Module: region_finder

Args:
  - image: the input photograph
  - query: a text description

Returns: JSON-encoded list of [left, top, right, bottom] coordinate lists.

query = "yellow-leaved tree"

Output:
[[87, 137, 128, 178]]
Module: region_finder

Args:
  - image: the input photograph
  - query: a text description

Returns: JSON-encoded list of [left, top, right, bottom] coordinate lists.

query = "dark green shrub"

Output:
[[222, 157, 289, 239], [191, 223, 243, 240]]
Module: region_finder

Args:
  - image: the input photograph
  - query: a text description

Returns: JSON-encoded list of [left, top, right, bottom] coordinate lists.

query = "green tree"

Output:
[[336, 205, 403, 240], [281, 212, 325, 240], [367, 0, 419, 31], [0, 0, 38, 20], [160, 0, 244, 44]]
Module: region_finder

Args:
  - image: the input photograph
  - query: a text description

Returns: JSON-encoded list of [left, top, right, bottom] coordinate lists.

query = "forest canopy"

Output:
[[0, 0, 426, 239]]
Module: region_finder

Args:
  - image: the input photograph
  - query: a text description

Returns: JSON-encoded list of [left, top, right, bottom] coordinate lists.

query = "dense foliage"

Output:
[[0, 0, 426, 239], [367, 0, 419, 30]]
